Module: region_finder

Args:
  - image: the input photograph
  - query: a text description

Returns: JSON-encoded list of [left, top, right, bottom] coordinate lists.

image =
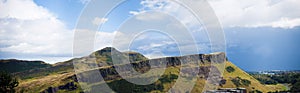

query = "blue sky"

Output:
[[34, 0, 85, 29], [0, 0, 300, 71]]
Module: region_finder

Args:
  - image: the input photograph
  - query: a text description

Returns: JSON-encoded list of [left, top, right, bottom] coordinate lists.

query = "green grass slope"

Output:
[[220, 61, 285, 92], [0, 59, 51, 73]]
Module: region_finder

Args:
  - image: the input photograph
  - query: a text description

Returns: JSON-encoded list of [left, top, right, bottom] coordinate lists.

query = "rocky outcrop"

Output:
[[17, 47, 226, 93], [41, 75, 80, 93], [42, 82, 78, 93], [75, 50, 226, 85]]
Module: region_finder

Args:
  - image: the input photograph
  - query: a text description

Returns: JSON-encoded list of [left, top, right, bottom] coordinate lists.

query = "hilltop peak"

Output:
[[93, 47, 121, 56], [101, 47, 117, 51], [98, 47, 124, 52]]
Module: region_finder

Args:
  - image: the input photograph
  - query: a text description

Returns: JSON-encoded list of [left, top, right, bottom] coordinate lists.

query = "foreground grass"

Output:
[[16, 72, 76, 93]]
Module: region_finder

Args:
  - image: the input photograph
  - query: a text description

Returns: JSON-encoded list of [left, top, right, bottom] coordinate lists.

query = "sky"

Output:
[[0, 0, 300, 71]]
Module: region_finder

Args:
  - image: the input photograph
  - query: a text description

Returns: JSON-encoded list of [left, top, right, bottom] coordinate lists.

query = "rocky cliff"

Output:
[[72, 47, 227, 92]]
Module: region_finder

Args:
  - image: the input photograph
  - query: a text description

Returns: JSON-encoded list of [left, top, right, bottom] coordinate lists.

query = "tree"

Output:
[[291, 79, 300, 92], [0, 71, 19, 93]]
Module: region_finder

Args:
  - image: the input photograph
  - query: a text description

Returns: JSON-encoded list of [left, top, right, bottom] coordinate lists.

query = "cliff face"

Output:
[[74, 49, 227, 92], [57, 47, 226, 74]]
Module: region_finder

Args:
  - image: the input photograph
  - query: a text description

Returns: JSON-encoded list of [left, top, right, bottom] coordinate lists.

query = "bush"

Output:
[[226, 66, 235, 73], [291, 79, 300, 92], [241, 79, 251, 86], [0, 71, 19, 93], [250, 90, 263, 93], [231, 77, 241, 87], [265, 80, 278, 85], [231, 77, 251, 87]]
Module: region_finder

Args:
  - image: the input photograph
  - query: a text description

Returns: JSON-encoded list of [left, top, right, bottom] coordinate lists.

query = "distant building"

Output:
[[259, 71, 275, 75], [205, 88, 246, 93]]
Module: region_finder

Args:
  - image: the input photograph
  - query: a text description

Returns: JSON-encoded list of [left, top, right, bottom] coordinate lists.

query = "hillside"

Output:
[[1, 47, 286, 93], [219, 62, 280, 92], [0, 59, 51, 73]]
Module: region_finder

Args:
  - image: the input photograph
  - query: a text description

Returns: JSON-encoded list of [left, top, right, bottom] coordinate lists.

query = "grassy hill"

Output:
[[219, 61, 284, 92], [0, 59, 51, 73], [1, 47, 287, 93]]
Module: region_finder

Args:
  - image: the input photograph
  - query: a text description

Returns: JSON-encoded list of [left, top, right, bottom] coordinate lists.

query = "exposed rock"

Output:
[[75, 51, 226, 86], [14, 47, 227, 92], [42, 82, 78, 93]]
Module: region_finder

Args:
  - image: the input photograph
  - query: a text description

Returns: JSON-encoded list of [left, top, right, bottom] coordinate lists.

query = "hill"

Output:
[[219, 62, 281, 92], [0, 47, 286, 92], [0, 59, 51, 73]]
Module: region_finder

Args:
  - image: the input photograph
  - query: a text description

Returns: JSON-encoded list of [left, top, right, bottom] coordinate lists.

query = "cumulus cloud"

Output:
[[0, 0, 115, 63], [125, 0, 212, 53], [129, 0, 210, 32], [94, 30, 116, 51], [92, 17, 108, 26], [0, 0, 72, 56], [131, 0, 300, 29], [129, 11, 146, 15], [0, 0, 54, 20], [208, 0, 300, 28]]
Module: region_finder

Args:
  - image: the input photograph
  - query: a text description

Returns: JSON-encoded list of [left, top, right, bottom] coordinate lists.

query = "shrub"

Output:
[[231, 77, 251, 87], [250, 90, 263, 93], [241, 79, 251, 86], [0, 71, 19, 93], [291, 80, 300, 92], [226, 66, 235, 73], [231, 77, 241, 87]]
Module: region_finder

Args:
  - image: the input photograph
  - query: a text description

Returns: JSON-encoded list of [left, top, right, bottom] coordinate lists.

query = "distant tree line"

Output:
[[251, 72, 300, 92]]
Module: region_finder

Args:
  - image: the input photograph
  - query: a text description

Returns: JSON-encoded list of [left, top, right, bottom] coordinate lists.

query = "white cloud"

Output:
[[208, 0, 300, 28], [0, 0, 72, 56], [267, 18, 300, 29], [0, 0, 115, 62], [79, 0, 90, 4], [135, 12, 169, 21], [129, 0, 206, 31], [132, 0, 300, 29], [0, 0, 54, 20], [92, 17, 108, 26], [140, 0, 167, 10], [125, 0, 211, 58], [236, 18, 300, 29], [94, 30, 116, 51], [144, 53, 167, 59]]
